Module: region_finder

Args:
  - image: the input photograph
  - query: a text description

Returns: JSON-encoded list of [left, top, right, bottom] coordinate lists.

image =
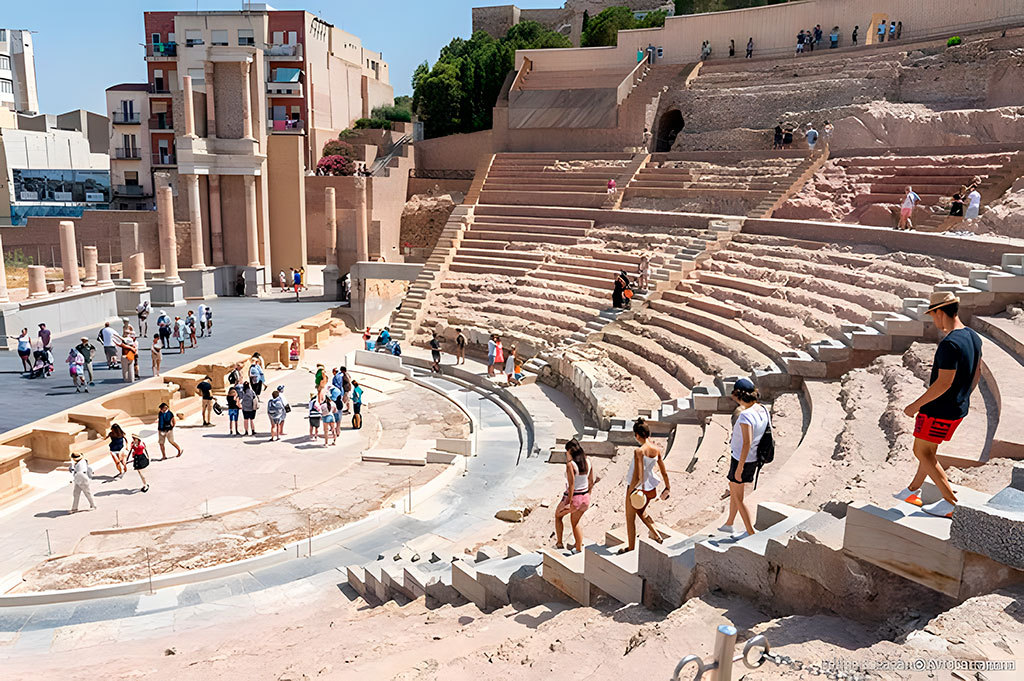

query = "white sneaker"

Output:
[[893, 487, 924, 507], [922, 499, 955, 519], [717, 524, 734, 534], [731, 531, 751, 540]]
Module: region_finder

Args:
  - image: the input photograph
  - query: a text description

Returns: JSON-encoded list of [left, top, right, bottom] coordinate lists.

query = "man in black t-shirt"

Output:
[[898, 292, 982, 518], [197, 375, 214, 427]]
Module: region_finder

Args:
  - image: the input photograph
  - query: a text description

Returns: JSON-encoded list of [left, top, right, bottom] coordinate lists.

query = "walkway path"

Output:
[[0, 297, 339, 432], [0, 355, 583, 659]]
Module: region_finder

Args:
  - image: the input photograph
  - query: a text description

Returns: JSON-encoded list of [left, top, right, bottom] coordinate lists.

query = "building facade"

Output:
[[0, 28, 39, 115], [131, 5, 392, 274], [106, 84, 156, 211]]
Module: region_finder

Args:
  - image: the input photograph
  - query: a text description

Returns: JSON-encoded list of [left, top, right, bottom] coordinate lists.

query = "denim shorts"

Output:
[[228, 408, 239, 422], [323, 414, 336, 424]]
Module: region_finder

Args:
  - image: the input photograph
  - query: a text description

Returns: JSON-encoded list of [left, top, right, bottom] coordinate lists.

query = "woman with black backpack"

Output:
[[721, 377, 771, 539]]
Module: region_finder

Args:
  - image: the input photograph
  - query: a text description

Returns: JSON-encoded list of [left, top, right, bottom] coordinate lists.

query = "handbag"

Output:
[[212, 401, 223, 416]]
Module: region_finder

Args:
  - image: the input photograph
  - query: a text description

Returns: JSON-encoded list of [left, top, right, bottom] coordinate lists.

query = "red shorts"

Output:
[[914, 413, 963, 443]]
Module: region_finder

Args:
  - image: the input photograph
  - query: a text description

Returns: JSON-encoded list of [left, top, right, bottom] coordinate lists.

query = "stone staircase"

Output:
[[746, 147, 830, 218], [389, 204, 473, 343]]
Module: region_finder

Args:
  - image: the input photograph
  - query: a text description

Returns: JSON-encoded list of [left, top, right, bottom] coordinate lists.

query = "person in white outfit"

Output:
[[68, 452, 96, 512]]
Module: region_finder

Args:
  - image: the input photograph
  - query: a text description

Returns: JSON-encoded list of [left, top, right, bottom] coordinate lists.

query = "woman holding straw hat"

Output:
[[619, 417, 670, 554]]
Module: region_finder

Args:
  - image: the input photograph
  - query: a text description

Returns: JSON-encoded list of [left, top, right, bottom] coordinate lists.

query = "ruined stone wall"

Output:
[[472, 6, 520, 38]]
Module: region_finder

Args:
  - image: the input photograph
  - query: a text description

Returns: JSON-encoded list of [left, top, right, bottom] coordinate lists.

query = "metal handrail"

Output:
[[369, 134, 412, 177], [672, 625, 769, 681], [616, 58, 649, 104]]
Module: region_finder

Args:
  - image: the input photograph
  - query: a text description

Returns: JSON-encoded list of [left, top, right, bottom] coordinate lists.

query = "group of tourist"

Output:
[[710, 18, 903, 63], [278, 267, 309, 300], [898, 179, 982, 230], [555, 292, 979, 551], [772, 120, 832, 151]]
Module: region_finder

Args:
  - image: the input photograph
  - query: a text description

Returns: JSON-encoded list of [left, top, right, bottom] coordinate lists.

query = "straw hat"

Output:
[[70, 452, 82, 461], [925, 291, 960, 313]]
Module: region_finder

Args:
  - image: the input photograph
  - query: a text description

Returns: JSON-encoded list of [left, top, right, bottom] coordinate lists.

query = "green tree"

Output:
[[582, 6, 637, 47], [412, 21, 570, 139]]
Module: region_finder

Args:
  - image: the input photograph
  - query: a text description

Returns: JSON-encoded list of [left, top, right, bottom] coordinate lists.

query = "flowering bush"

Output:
[[316, 154, 356, 176]]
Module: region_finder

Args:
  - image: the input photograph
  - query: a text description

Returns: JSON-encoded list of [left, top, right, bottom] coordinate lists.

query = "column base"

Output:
[[180, 267, 218, 300], [115, 286, 152, 317], [150, 280, 186, 307]]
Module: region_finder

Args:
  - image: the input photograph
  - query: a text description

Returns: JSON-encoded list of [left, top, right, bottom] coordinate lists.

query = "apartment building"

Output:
[[0, 28, 39, 115], [132, 5, 392, 273], [106, 83, 156, 210]]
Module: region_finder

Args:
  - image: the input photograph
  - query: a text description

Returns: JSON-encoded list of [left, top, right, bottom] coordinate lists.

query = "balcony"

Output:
[[148, 116, 174, 130], [114, 184, 151, 197], [152, 152, 176, 166], [114, 147, 142, 160], [148, 83, 172, 96], [269, 119, 304, 133], [145, 42, 177, 59], [266, 77, 303, 98], [112, 112, 141, 125], [267, 43, 303, 60]]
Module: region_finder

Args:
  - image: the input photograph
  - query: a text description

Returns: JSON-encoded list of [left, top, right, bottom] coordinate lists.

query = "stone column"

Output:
[[28, 265, 47, 298], [182, 75, 196, 137], [97, 263, 113, 286], [240, 60, 253, 139], [157, 185, 182, 282], [185, 174, 206, 268], [244, 175, 259, 266], [325, 187, 337, 267], [119, 221, 139, 275], [0, 233, 8, 302], [204, 61, 217, 137], [355, 177, 369, 263], [128, 252, 147, 291], [209, 174, 224, 265], [82, 246, 98, 286], [58, 220, 81, 291]]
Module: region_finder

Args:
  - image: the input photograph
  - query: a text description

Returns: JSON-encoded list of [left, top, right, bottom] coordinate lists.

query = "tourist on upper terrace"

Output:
[[606, 178, 616, 194], [746, 37, 753, 58], [896, 21, 903, 40], [641, 128, 652, 151], [877, 20, 886, 43], [829, 26, 839, 48], [813, 24, 823, 49], [729, 39, 735, 57], [68, 452, 96, 513], [554, 438, 593, 553], [852, 25, 859, 45], [897, 185, 921, 230], [796, 30, 806, 54], [889, 21, 897, 40], [822, 120, 834, 146], [619, 418, 669, 554], [721, 377, 768, 539], [455, 329, 467, 365], [898, 292, 982, 518]]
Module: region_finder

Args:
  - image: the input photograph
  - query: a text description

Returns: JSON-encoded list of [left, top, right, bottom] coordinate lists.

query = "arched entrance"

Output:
[[655, 109, 684, 152]]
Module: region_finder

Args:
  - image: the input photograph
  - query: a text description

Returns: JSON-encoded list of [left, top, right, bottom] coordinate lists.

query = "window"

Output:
[[0, 80, 13, 94], [151, 32, 161, 45], [0, 30, 7, 42], [188, 68, 205, 84], [238, 29, 255, 46], [125, 171, 139, 185], [272, 31, 283, 45], [211, 29, 228, 46], [185, 29, 203, 47], [288, 31, 297, 45], [0, 56, 10, 70]]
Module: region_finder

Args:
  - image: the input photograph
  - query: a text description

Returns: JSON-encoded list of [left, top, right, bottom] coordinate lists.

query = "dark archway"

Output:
[[655, 109, 684, 152]]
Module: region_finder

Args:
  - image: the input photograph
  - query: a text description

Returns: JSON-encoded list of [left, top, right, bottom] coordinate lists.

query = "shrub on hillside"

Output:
[[354, 118, 392, 130], [372, 105, 412, 122], [321, 140, 355, 159], [316, 154, 356, 176], [947, 36, 962, 47]]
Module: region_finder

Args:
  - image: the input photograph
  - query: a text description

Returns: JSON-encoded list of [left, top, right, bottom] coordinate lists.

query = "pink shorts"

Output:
[[900, 206, 913, 217], [561, 491, 590, 512]]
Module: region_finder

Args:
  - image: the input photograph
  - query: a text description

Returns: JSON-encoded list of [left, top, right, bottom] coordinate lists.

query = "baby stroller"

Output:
[[29, 348, 54, 378]]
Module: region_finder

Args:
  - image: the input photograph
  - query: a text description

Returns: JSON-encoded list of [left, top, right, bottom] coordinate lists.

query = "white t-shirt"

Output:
[[99, 326, 115, 347], [966, 190, 981, 211], [730, 405, 770, 461], [902, 191, 920, 210]]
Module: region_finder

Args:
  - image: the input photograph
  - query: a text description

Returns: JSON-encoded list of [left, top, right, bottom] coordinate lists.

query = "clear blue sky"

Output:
[[6, 0, 559, 115]]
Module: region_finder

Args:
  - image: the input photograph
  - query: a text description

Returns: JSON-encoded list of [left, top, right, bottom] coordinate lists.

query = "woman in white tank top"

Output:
[[619, 418, 671, 554], [554, 438, 594, 553]]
